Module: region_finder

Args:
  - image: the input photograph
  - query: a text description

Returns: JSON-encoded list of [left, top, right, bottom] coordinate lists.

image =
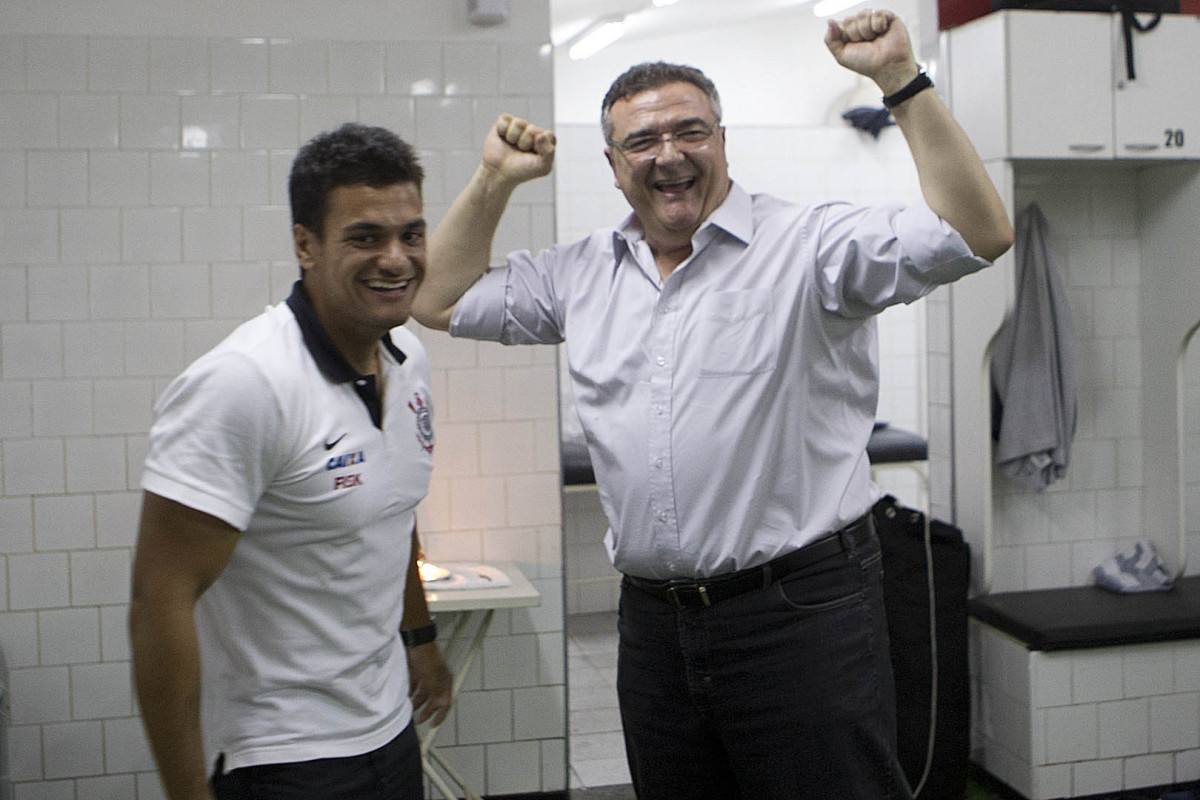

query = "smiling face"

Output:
[[293, 181, 425, 370], [604, 81, 730, 255]]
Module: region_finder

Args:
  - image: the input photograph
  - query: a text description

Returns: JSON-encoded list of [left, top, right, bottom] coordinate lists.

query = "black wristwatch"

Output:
[[400, 621, 438, 647]]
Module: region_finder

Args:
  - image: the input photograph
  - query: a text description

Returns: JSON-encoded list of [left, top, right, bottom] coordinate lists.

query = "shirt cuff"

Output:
[[449, 267, 509, 342]]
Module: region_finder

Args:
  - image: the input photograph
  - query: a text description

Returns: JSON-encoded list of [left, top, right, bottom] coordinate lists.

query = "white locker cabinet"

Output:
[[946, 10, 1200, 161]]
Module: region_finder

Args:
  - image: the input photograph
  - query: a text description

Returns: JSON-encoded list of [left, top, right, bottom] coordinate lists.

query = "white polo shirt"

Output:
[[142, 282, 435, 771]]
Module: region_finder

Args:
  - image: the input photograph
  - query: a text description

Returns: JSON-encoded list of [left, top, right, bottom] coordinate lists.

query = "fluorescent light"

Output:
[[652, 0, 680, 6], [568, 17, 627, 60], [813, 0, 866, 16]]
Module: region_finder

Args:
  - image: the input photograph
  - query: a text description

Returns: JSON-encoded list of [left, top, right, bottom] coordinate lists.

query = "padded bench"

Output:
[[969, 575, 1200, 652]]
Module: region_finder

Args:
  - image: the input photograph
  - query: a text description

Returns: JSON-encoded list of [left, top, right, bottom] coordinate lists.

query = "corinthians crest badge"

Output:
[[408, 392, 434, 454]]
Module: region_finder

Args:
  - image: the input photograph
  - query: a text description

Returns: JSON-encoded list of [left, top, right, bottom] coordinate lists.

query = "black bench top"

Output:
[[969, 575, 1200, 651]]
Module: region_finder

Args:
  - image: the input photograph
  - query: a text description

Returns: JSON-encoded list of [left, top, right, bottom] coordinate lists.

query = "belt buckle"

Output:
[[666, 583, 711, 608]]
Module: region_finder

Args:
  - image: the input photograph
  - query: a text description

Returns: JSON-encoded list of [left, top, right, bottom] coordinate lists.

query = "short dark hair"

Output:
[[601, 62, 722, 144], [288, 122, 424, 235]]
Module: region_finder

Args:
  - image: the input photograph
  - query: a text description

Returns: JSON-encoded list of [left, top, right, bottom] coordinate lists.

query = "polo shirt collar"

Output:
[[612, 180, 753, 260], [285, 280, 408, 383]]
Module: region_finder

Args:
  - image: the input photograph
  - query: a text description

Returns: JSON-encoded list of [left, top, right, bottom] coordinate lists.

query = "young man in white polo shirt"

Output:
[[130, 123, 450, 800]]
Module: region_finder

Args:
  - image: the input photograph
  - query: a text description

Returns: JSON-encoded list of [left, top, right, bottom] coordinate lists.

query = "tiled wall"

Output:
[[555, 121, 931, 614], [974, 624, 1200, 798], [0, 2, 567, 797]]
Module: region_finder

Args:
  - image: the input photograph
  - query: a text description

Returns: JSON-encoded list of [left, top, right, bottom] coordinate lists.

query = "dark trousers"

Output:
[[616, 525, 913, 800], [211, 722, 422, 800]]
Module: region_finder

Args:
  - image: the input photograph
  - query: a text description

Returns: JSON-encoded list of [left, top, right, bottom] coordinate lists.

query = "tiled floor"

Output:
[[567, 611, 632, 791]]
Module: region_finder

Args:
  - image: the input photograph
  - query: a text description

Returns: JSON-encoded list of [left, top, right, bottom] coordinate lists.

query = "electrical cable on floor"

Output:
[[910, 499, 938, 799]]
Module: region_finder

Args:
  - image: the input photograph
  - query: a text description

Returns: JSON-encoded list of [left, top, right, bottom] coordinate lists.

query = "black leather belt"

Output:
[[624, 513, 874, 608]]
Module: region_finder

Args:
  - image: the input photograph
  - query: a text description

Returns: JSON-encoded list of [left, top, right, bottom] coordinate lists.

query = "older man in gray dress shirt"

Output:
[[413, 9, 1012, 800]]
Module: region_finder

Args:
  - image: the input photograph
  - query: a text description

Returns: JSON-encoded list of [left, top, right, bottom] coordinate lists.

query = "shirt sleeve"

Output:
[[450, 248, 567, 345], [814, 200, 992, 317], [141, 352, 282, 531]]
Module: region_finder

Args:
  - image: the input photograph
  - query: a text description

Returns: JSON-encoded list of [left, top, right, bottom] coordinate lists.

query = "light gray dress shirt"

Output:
[[452, 182, 989, 579]]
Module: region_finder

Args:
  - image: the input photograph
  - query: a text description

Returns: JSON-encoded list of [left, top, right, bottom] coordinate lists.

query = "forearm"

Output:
[[412, 163, 521, 331], [890, 87, 1014, 261], [130, 601, 214, 800], [401, 525, 434, 630]]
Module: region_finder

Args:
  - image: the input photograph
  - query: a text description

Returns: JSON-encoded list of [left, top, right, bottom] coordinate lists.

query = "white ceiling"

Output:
[[550, 0, 836, 46]]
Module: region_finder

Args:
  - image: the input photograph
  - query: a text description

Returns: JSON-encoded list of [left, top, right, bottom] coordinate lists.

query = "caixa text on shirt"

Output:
[[326, 450, 365, 491]]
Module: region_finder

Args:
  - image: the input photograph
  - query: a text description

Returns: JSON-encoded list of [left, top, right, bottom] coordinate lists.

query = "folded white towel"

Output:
[[1092, 540, 1174, 594]]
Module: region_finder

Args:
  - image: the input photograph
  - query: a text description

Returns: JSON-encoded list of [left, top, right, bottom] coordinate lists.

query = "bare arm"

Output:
[[825, 10, 1014, 261], [129, 492, 240, 800], [411, 113, 557, 331], [402, 524, 452, 726]]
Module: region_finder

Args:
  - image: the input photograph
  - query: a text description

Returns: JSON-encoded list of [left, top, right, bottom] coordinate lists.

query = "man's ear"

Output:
[[293, 223, 318, 273], [604, 148, 619, 189]]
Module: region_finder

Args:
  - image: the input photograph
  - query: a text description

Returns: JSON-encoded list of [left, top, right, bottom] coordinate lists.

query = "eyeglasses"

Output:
[[610, 123, 718, 159]]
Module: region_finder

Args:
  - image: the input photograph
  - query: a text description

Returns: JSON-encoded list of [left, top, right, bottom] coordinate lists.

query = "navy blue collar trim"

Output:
[[285, 281, 407, 429]]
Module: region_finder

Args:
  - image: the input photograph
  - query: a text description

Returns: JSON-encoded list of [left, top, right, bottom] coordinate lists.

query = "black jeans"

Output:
[[211, 723, 422, 800], [617, 525, 912, 800]]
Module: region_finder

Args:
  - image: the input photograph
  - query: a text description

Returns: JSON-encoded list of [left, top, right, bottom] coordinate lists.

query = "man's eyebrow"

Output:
[[621, 116, 713, 140]]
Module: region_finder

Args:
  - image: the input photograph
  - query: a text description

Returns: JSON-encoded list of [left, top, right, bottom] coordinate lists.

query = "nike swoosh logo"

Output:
[[324, 434, 348, 450]]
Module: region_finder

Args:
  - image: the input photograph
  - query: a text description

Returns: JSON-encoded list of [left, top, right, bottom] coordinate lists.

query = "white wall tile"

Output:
[[507, 474, 560, 527], [241, 205, 291, 261], [0, 264, 28, 319], [102, 716, 156, 773], [443, 43, 499, 97], [1073, 757, 1123, 796], [31, 379, 92, 436], [328, 41, 385, 95], [415, 97, 474, 151], [1074, 649, 1125, 704], [1099, 698, 1149, 758], [122, 208, 182, 263], [0, 611, 39, 667], [89, 152, 150, 207], [181, 95, 240, 152], [0, 95, 57, 149], [7, 723, 44, 781], [483, 633, 539, 690], [150, 152, 209, 207], [1178, 747, 1200, 783], [455, 689, 512, 745], [385, 41, 442, 96], [150, 263, 211, 319], [88, 37, 149, 93], [0, 209, 59, 264], [90, 264, 150, 319], [59, 95, 120, 149], [210, 152, 269, 207], [449, 476, 506, 531], [500, 44, 552, 96], [26, 35, 86, 92], [1045, 703, 1098, 763], [9, 666, 71, 723], [298, 97, 358, 144], [99, 604, 131, 661], [211, 262, 271, 320], [28, 151, 88, 208], [78, 774, 137, 800], [355, 96, 417, 140], [71, 549, 132, 606], [485, 739, 541, 795], [210, 39, 268, 94], [1150, 693, 1200, 753], [0, 35, 26, 91], [95, 492, 140, 549], [64, 323, 127, 379], [119, 96, 179, 150], [268, 40, 326, 94], [3, 438, 66, 496], [33, 494, 95, 550], [29, 265, 89, 322], [1124, 752, 1174, 789], [62, 209, 122, 264], [1031, 651, 1073, 709], [447, 368, 506, 422], [67, 437, 127, 494], [241, 95, 298, 150], [123, 320, 185, 377], [149, 37, 208, 94], [39, 607, 100, 664], [72, 662, 133, 720], [1126, 645, 1177, 698]]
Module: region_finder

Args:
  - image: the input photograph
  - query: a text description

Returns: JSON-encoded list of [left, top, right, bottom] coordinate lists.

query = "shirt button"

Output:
[[656, 510, 668, 522], [654, 458, 664, 469], [656, 356, 667, 366]]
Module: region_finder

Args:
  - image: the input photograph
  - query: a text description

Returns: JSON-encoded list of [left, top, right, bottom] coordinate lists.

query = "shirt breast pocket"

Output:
[[696, 288, 779, 377]]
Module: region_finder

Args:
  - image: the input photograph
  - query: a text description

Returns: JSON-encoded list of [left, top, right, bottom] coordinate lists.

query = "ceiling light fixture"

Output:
[[567, 15, 627, 60], [652, 0, 681, 6]]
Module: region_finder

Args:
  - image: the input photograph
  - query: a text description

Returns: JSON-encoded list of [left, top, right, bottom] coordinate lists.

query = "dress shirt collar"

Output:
[[611, 180, 753, 266]]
